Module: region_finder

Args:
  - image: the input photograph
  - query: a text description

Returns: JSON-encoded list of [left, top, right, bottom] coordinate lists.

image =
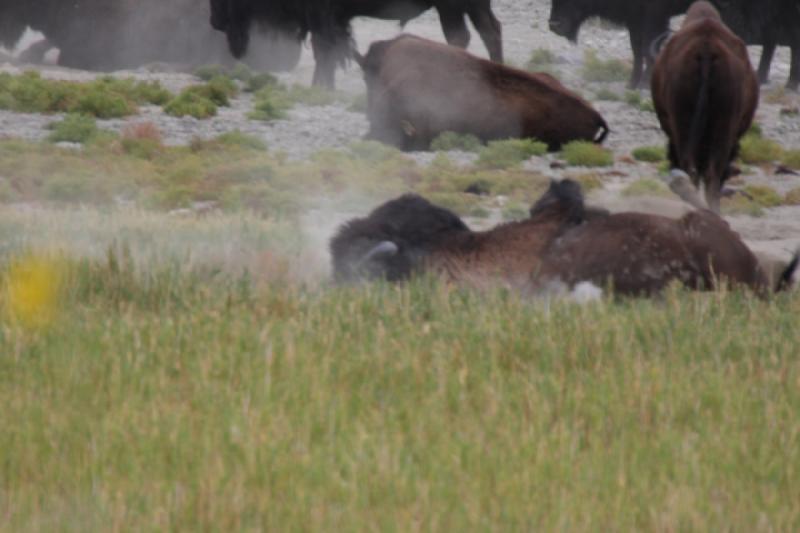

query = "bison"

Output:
[[709, 0, 800, 90], [355, 35, 609, 151], [548, 0, 694, 88], [331, 179, 797, 296], [0, 0, 301, 72], [651, 1, 759, 213], [208, 0, 503, 88]]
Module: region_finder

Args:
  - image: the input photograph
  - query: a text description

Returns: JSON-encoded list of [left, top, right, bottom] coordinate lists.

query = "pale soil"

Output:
[[1, 0, 799, 265]]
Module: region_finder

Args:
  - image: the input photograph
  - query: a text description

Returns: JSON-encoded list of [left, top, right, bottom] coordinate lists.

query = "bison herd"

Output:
[[1, 0, 798, 296]]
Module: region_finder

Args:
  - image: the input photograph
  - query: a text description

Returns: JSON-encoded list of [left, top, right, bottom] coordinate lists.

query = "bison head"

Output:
[[330, 194, 470, 283], [208, 0, 252, 58], [548, 0, 586, 42], [209, 0, 229, 30]]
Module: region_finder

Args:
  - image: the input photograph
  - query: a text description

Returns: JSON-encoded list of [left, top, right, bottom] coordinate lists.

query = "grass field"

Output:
[[1, 241, 799, 531], [0, 133, 799, 530]]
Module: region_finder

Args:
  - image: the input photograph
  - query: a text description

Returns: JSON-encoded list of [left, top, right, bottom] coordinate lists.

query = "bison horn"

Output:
[[358, 240, 399, 266]]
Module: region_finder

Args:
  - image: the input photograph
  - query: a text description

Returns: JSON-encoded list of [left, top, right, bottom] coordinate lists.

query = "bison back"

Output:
[[367, 35, 607, 149]]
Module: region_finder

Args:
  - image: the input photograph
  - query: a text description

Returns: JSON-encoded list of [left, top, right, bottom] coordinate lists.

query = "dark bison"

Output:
[[710, 0, 800, 90], [355, 35, 609, 151], [548, 0, 693, 88], [651, 1, 759, 213], [0, 0, 301, 72], [330, 179, 796, 295], [208, 0, 503, 88]]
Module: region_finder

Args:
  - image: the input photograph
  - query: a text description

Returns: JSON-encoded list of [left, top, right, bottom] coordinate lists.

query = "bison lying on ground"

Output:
[[355, 35, 608, 151], [0, 0, 301, 72], [651, 1, 758, 213], [331, 179, 797, 296], [710, 0, 800, 90], [548, 0, 693, 88], [209, 0, 503, 88]]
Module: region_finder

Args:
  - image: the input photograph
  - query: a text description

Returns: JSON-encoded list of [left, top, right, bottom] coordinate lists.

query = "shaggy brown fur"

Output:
[[331, 180, 793, 297], [651, 1, 759, 212], [536, 207, 770, 295], [356, 34, 608, 151]]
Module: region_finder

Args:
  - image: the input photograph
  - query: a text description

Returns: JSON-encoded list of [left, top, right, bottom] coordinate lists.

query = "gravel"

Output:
[[1, 0, 800, 261]]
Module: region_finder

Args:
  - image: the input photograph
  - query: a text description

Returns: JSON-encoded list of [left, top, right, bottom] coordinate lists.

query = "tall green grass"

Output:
[[0, 247, 799, 530]]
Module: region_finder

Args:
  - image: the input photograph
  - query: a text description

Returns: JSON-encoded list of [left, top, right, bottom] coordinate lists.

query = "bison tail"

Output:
[[648, 30, 673, 63], [776, 250, 800, 292], [686, 52, 712, 175], [593, 118, 610, 144]]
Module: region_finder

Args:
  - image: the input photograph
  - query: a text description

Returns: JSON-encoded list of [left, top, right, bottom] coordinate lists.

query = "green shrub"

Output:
[[245, 73, 279, 93], [527, 48, 556, 69], [739, 134, 783, 164], [47, 114, 98, 144], [594, 89, 621, 101], [747, 123, 763, 137], [631, 145, 666, 163], [561, 141, 614, 167], [349, 140, 403, 163], [582, 50, 631, 82], [571, 173, 604, 192], [744, 185, 783, 208], [200, 75, 238, 106], [95, 77, 171, 106], [214, 130, 267, 151], [194, 64, 226, 81], [621, 178, 671, 197], [722, 195, 764, 217], [164, 90, 217, 119], [525, 48, 561, 78], [230, 63, 254, 82], [639, 99, 656, 113], [784, 187, 800, 205], [0, 72, 171, 117], [74, 86, 135, 118], [248, 86, 291, 121], [431, 131, 483, 152], [780, 149, 800, 169], [121, 137, 162, 160], [502, 203, 529, 221], [624, 90, 642, 107], [476, 138, 547, 169]]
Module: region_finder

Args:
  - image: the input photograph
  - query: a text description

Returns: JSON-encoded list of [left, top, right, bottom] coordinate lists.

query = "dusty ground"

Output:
[[1, 0, 800, 264]]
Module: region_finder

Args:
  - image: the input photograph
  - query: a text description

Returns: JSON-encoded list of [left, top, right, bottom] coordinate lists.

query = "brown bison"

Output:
[[330, 179, 796, 296], [651, 1, 759, 213], [209, 0, 503, 88], [355, 35, 609, 152]]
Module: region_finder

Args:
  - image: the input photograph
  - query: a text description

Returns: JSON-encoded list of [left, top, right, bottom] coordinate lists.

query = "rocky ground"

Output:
[[1, 0, 800, 265]]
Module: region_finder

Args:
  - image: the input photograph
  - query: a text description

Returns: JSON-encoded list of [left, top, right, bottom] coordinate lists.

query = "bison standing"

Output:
[[0, 0, 301, 72], [208, 0, 503, 88], [356, 35, 608, 151], [651, 1, 758, 212], [548, 0, 693, 88], [710, 0, 800, 90]]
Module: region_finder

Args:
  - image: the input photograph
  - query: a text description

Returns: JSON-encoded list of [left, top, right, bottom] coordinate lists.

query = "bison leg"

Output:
[[311, 33, 341, 89], [758, 42, 776, 85], [627, 26, 645, 89], [788, 44, 800, 91], [438, 9, 471, 50], [466, 2, 503, 62]]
